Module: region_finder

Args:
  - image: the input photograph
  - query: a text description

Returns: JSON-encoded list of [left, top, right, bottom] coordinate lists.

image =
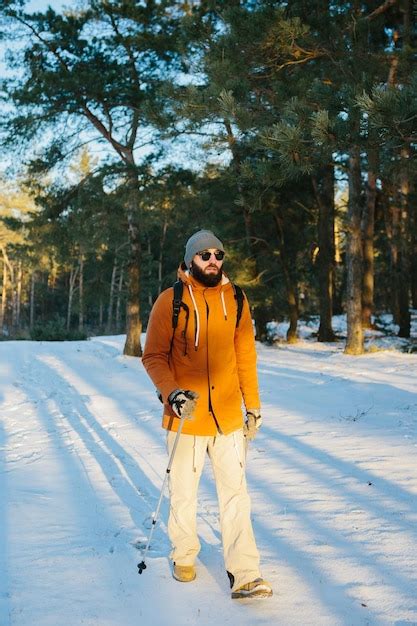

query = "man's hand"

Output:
[[243, 409, 262, 441], [168, 389, 199, 419]]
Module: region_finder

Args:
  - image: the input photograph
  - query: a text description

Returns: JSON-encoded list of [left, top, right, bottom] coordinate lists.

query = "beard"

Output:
[[190, 262, 223, 287]]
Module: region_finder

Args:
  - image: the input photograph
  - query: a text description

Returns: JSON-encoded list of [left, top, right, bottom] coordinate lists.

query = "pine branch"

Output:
[[363, 0, 399, 20], [9, 11, 134, 164], [103, 6, 141, 150]]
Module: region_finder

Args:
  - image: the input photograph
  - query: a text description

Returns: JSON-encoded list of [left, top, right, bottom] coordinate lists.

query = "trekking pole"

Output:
[[137, 411, 187, 575]]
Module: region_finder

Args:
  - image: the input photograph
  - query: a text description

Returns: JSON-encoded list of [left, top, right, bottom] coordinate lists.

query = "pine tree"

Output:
[[0, 180, 37, 335], [0, 0, 183, 354]]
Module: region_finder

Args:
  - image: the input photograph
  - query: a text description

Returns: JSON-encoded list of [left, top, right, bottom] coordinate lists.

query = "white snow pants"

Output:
[[166, 428, 261, 591]]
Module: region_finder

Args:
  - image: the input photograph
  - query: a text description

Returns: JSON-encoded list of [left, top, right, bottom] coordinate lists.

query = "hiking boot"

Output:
[[231, 578, 273, 599], [173, 563, 196, 583]]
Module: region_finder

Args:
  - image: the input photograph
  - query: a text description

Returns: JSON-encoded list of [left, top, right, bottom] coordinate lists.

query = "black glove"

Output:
[[243, 409, 262, 441], [168, 389, 199, 419]]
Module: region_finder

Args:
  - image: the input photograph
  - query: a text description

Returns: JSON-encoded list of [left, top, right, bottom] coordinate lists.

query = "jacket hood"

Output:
[[176, 262, 231, 350]]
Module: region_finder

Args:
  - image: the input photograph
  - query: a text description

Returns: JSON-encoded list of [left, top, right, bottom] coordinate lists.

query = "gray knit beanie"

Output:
[[184, 230, 224, 268]]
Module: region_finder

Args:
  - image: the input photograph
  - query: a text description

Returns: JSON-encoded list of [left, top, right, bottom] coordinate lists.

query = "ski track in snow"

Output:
[[1, 336, 417, 626]]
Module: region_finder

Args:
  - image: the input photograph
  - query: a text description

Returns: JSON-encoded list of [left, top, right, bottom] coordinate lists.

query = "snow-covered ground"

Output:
[[268, 310, 417, 351], [1, 332, 417, 626]]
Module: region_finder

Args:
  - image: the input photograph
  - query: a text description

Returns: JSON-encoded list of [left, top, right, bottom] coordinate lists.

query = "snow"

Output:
[[1, 331, 417, 625], [267, 310, 417, 351]]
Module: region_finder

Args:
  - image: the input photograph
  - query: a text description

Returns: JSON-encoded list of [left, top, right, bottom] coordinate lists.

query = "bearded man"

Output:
[[142, 230, 272, 599]]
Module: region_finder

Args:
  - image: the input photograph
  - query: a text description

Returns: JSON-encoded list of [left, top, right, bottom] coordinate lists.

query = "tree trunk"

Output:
[[312, 165, 336, 342], [6, 258, 17, 334], [397, 150, 411, 337], [274, 211, 299, 343], [242, 207, 254, 253], [383, 24, 410, 334], [411, 188, 417, 308], [252, 306, 270, 343], [124, 239, 142, 355], [158, 218, 168, 295], [285, 282, 299, 343], [107, 257, 117, 333], [67, 266, 78, 331], [333, 211, 344, 315], [11, 284, 18, 333], [30, 272, 35, 329], [383, 182, 399, 323], [0, 251, 8, 333], [345, 146, 364, 355], [78, 254, 84, 332], [147, 237, 153, 310], [16, 260, 22, 330], [389, 209, 400, 324], [361, 149, 378, 328], [116, 266, 124, 332], [123, 168, 142, 357], [385, 186, 410, 335]]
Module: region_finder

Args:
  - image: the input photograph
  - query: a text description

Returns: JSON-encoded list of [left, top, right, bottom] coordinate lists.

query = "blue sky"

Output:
[[26, 0, 71, 10], [0, 0, 223, 179]]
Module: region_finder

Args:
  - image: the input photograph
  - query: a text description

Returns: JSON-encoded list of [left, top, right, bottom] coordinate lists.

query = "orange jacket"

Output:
[[142, 267, 260, 436]]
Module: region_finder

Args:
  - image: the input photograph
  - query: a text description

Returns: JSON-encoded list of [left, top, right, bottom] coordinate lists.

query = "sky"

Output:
[[26, 0, 74, 10], [0, 0, 227, 181]]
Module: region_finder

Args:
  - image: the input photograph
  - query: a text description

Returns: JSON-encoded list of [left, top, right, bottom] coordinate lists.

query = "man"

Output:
[[142, 229, 272, 599]]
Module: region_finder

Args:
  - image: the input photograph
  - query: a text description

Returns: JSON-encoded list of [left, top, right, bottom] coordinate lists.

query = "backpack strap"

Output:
[[172, 280, 184, 329], [232, 283, 245, 328], [171, 280, 190, 356]]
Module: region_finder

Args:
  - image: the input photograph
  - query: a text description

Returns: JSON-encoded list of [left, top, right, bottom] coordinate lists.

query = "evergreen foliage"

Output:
[[0, 0, 416, 352]]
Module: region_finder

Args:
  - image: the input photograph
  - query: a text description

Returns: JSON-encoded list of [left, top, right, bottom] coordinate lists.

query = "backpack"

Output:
[[171, 279, 245, 343]]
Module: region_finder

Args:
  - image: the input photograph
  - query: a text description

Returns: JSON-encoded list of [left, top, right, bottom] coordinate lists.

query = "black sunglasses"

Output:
[[197, 250, 225, 261]]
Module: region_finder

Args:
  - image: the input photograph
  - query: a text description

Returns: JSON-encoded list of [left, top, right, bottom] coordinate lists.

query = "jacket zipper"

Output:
[[204, 293, 222, 434]]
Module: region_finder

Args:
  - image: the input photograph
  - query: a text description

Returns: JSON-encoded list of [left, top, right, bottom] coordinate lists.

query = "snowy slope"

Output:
[[1, 335, 417, 626]]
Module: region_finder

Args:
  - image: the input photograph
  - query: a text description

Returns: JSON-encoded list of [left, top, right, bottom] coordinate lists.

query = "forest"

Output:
[[0, 0, 416, 356]]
